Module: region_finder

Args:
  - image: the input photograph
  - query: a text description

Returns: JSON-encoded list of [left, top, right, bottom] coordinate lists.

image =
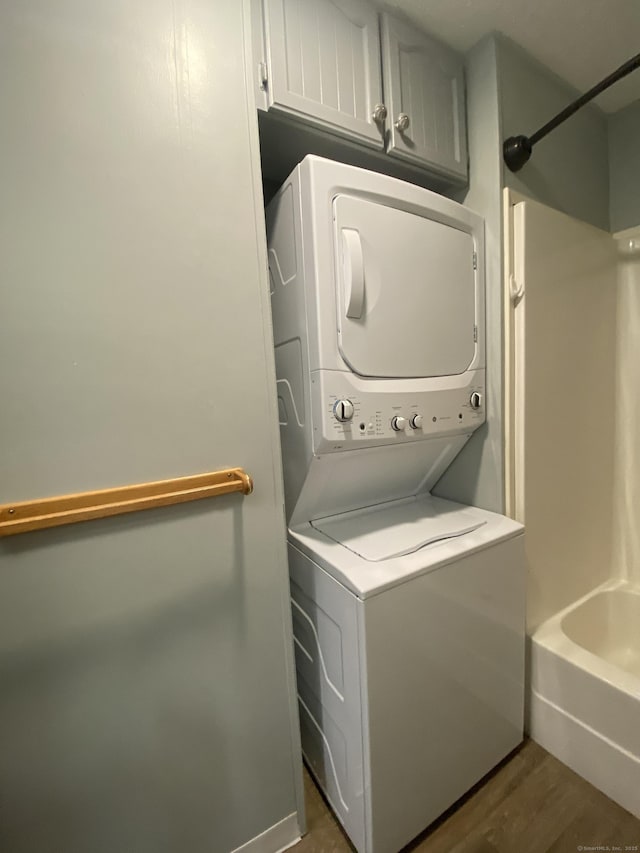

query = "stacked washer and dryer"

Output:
[[267, 157, 525, 853]]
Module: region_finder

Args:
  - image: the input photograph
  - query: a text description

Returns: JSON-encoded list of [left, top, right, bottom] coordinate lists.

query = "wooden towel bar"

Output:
[[0, 468, 253, 537]]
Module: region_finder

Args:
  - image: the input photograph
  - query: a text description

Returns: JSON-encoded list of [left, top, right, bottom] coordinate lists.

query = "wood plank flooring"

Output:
[[294, 740, 640, 853]]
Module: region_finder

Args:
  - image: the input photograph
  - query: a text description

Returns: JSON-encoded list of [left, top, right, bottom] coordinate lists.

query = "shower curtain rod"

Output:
[[503, 52, 640, 172]]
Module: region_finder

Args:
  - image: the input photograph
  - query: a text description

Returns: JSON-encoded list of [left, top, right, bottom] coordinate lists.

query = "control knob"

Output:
[[333, 399, 355, 422], [410, 414, 423, 429], [470, 392, 483, 409], [391, 416, 407, 431]]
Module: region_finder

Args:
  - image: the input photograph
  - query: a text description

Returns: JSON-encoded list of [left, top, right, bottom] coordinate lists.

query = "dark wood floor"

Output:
[[294, 740, 640, 853]]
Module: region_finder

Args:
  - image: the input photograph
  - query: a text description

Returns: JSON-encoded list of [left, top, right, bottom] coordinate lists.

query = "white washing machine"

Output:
[[267, 156, 525, 852]]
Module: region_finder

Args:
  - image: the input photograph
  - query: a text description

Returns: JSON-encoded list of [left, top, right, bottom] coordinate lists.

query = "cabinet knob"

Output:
[[395, 113, 410, 132], [372, 103, 387, 123]]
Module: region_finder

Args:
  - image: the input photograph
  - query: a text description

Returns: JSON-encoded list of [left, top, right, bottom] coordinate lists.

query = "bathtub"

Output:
[[529, 581, 640, 818]]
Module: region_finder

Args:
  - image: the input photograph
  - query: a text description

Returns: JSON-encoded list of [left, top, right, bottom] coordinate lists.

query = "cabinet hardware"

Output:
[[372, 103, 387, 123]]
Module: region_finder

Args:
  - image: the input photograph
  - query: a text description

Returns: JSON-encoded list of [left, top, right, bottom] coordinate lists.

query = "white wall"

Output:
[[613, 228, 640, 587], [0, 2, 302, 851]]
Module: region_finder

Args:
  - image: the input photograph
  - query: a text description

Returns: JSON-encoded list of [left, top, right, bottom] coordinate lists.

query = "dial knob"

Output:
[[333, 399, 354, 422], [470, 392, 483, 409], [391, 416, 407, 431], [410, 414, 423, 429]]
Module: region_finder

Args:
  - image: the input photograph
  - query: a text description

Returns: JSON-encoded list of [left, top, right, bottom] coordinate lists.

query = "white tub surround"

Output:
[[529, 582, 640, 818], [613, 226, 640, 588], [503, 193, 617, 631], [504, 193, 640, 822]]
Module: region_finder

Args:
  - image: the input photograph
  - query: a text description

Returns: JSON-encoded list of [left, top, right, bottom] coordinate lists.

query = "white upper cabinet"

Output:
[[263, 0, 384, 148], [380, 13, 467, 180], [255, 2, 468, 183]]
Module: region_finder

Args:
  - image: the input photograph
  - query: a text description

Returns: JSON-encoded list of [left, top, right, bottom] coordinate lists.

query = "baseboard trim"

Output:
[[230, 812, 301, 853]]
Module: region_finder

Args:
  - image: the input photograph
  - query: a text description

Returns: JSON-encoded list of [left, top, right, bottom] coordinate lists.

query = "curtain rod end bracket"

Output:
[[503, 135, 532, 172]]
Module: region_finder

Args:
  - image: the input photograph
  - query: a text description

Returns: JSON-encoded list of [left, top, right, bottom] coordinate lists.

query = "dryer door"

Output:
[[333, 193, 477, 378]]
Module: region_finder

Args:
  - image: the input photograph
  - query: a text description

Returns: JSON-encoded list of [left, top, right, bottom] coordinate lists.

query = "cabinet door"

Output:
[[381, 13, 467, 180], [264, 0, 384, 148]]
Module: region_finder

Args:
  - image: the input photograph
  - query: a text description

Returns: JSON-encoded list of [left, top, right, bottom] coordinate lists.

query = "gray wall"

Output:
[[609, 99, 640, 232], [0, 2, 302, 852], [434, 36, 505, 513], [497, 36, 610, 232], [437, 33, 615, 514], [447, 37, 632, 654]]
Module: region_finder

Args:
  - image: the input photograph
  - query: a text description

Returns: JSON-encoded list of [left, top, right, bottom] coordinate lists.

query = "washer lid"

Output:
[[333, 194, 477, 379], [311, 495, 486, 562]]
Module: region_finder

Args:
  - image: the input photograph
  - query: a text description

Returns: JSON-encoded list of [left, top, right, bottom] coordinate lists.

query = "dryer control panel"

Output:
[[311, 370, 485, 454]]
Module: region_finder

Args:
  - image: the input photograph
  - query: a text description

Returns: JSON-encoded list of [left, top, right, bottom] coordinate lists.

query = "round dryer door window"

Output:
[[333, 194, 478, 378]]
